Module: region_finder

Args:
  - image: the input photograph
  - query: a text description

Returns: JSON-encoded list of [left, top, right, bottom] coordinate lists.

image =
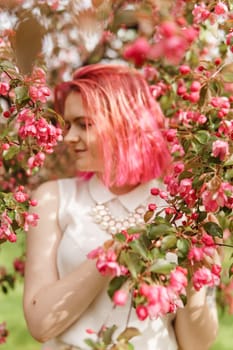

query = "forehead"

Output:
[[64, 91, 86, 117]]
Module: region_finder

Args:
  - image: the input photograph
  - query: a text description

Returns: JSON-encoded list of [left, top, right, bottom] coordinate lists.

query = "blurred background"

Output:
[[0, 1, 233, 349]]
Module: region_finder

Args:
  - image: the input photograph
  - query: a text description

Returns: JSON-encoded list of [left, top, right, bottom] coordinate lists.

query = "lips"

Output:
[[74, 149, 86, 153]]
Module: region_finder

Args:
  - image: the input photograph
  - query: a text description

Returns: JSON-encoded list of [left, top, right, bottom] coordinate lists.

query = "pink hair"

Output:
[[54, 63, 171, 187]]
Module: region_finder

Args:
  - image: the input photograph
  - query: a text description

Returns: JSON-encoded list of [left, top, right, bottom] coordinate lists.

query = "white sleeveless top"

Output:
[[42, 175, 178, 350]]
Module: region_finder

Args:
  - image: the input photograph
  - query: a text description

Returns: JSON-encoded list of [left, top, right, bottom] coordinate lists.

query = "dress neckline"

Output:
[[88, 175, 160, 211]]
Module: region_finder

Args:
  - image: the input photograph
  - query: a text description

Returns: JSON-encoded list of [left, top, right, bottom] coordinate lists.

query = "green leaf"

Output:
[[180, 138, 191, 153], [0, 60, 16, 70], [225, 168, 233, 181], [119, 251, 143, 279], [194, 130, 210, 144], [177, 238, 190, 258], [178, 171, 193, 181], [115, 233, 126, 242], [149, 259, 175, 274], [161, 235, 177, 250], [15, 228, 26, 235], [197, 211, 207, 223], [14, 85, 30, 105], [102, 325, 118, 345], [108, 276, 128, 299], [222, 71, 233, 83], [129, 238, 149, 260], [127, 227, 146, 235], [192, 176, 204, 190], [84, 338, 97, 349], [117, 327, 141, 342], [3, 145, 20, 160], [147, 224, 175, 239], [1, 284, 8, 294], [198, 85, 208, 107], [229, 263, 233, 279], [224, 155, 233, 167], [203, 222, 223, 238]]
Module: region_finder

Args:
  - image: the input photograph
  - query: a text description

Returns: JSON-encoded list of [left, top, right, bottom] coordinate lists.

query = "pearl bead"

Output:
[[89, 201, 146, 234], [94, 215, 102, 223], [109, 226, 118, 234], [100, 221, 109, 230]]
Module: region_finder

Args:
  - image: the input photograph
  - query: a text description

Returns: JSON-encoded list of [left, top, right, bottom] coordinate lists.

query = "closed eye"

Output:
[[75, 117, 93, 130]]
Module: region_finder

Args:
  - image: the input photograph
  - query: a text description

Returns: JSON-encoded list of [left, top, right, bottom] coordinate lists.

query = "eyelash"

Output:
[[64, 120, 92, 131]]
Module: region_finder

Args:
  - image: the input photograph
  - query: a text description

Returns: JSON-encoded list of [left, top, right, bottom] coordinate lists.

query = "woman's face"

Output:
[[63, 91, 104, 173]]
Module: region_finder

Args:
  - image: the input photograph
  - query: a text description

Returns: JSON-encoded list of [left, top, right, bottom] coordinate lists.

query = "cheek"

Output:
[[89, 139, 103, 161]]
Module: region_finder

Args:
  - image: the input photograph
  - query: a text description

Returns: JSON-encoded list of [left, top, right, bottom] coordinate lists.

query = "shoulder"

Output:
[[32, 180, 59, 202], [30, 180, 62, 216]]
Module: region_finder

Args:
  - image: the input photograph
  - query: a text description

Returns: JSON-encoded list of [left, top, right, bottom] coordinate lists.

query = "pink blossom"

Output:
[[148, 203, 157, 211], [226, 31, 233, 45], [212, 140, 229, 161], [164, 175, 179, 197], [188, 247, 204, 262], [164, 129, 177, 142], [17, 108, 35, 122], [27, 152, 46, 172], [190, 81, 201, 92], [179, 178, 192, 196], [123, 37, 150, 66], [86, 328, 96, 334], [29, 85, 51, 103], [0, 322, 8, 344], [143, 65, 159, 81], [150, 21, 198, 65], [192, 266, 220, 291], [215, 96, 230, 107], [169, 266, 188, 294], [211, 264, 221, 276], [214, 2, 228, 15], [14, 190, 29, 203], [136, 305, 148, 320], [192, 4, 210, 24], [159, 191, 168, 200], [23, 212, 39, 231], [13, 258, 25, 276], [147, 285, 171, 318], [173, 162, 184, 174], [179, 65, 191, 75], [93, 249, 123, 277], [8, 233, 17, 242], [201, 189, 224, 212], [218, 120, 233, 138], [113, 290, 128, 306], [170, 143, 185, 156], [139, 283, 151, 297], [203, 246, 215, 258], [150, 187, 160, 196], [96, 260, 122, 276], [87, 246, 104, 259], [0, 82, 10, 96], [201, 233, 215, 247]]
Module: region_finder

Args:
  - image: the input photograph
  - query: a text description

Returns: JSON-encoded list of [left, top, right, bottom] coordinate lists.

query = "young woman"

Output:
[[23, 64, 218, 350]]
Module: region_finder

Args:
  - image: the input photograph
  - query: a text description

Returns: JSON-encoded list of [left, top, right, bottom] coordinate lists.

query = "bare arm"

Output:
[[174, 285, 218, 350], [23, 181, 107, 343]]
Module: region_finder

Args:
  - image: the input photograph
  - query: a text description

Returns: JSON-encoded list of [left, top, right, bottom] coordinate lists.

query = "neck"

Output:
[[96, 172, 139, 195], [109, 183, 139, 195]]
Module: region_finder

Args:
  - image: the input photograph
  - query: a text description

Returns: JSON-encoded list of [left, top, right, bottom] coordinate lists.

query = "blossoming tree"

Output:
[[1, 0, 233, 347]]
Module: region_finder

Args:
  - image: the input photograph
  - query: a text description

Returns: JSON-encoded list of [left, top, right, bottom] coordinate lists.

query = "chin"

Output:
[[75, 162, 93, 172]]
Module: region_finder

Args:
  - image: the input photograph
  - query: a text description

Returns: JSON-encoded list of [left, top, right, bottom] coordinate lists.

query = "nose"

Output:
[[64, 125, 80, 144]]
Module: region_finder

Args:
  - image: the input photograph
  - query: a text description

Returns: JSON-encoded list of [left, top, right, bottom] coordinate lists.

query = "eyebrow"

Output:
[[64, 114, 91, 119]]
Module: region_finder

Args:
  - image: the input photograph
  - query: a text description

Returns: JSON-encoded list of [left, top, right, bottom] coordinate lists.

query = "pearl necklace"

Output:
[[89, 202, 146, 235]]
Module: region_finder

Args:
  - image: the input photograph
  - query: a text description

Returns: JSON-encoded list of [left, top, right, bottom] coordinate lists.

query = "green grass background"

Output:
[[0, 238, 233, 350]]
